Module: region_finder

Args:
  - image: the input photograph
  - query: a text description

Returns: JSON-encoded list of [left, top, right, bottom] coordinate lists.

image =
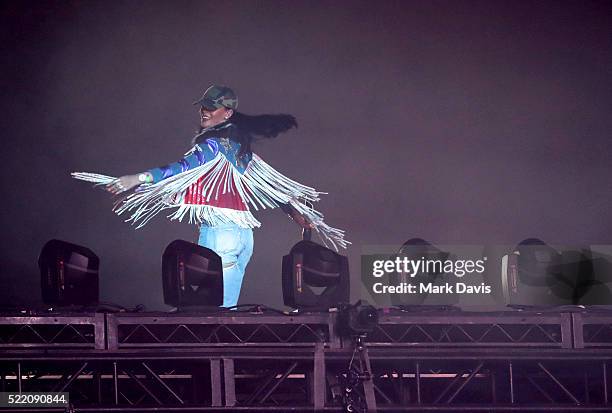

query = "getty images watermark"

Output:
[[372, 256, 491, 294], [368, 255, 491, 295], [359, 244, 500, 307], [361, 243, 612, 307]]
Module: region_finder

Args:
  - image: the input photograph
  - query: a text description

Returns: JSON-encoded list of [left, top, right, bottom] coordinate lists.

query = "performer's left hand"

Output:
[[291, 211, 315, 229]]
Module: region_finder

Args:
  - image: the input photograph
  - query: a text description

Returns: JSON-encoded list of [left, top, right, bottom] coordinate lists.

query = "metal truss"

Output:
[[0, 347, 327, 412], [365, 312, 572, 349], [3, 347, 612, 412], [573, 311, 612, 349], [0, 310, 580, 351], [0, 309, 611, 412], [107, 312, 340, 349], [355, 349, 612, 411], [0, 314, 105, 350]]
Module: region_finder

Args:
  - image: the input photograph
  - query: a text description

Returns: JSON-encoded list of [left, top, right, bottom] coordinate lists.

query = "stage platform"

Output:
[[2, 308, 612, 412]]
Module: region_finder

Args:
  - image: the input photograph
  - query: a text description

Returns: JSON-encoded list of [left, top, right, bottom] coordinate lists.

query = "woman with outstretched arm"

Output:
[[72, 85, 349, 307]]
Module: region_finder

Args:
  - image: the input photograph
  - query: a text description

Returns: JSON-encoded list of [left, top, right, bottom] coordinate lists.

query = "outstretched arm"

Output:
[[105, 140, 217, 194], [106, 172, 152, 194]]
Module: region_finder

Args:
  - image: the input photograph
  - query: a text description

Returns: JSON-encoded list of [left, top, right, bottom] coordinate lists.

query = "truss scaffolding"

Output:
[[1, 309, 612, 412]]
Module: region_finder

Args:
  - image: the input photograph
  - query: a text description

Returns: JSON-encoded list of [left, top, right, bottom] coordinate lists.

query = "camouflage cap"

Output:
[[193, 85, 238, 110]]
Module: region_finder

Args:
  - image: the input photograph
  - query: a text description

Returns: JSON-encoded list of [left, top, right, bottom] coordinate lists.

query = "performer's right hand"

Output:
[[106, 174, 141, 194]]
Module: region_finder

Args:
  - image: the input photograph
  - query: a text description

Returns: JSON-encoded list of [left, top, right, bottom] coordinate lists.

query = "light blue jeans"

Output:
[[198, 224, 254, 308]]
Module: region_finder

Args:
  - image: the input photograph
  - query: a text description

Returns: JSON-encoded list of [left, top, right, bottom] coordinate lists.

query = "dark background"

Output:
[[1, 0, 611, 310]]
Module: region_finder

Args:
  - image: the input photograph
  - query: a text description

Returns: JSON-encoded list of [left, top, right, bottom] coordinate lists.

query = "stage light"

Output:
[[337, 300, 379, 336], [38, 239, 99, 306], [577, 245, 612, 305], [389, 238, 458, 306], [501, 238, 569, 306], [282, 240, 349, 310], [162, 240, 223, 308], [500, 238, 610, 306]]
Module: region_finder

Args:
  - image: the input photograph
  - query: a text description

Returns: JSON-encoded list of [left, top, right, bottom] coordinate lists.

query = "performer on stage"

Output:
[[72, 85, 349, 307]]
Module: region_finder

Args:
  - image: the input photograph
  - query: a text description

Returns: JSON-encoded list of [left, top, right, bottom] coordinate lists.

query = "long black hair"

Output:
[[193, 112, 297, 158]]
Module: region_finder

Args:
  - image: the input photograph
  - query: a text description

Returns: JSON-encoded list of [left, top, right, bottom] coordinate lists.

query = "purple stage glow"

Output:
[[1, 0, 611, 310]]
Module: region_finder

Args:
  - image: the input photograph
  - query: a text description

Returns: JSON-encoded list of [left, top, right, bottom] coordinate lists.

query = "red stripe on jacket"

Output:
[[184, 162, 248, 211]]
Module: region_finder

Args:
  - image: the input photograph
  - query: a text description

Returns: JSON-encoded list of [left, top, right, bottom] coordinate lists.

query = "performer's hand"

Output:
[[106, 174, 141, 194], [281, 201, 315, 229], [291, 211, 315, 229]]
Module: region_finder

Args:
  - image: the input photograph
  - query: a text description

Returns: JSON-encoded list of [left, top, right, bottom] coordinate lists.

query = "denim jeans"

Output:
[[198, 224, 254, 307]]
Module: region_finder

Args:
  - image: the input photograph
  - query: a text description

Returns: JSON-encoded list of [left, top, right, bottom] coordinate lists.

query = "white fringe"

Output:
[[113, 153, 229, 229], [71, 153, 351, 250], [242, 155, 350, 250], [71, 172, 118, 185], [169, 204, 261, 228]]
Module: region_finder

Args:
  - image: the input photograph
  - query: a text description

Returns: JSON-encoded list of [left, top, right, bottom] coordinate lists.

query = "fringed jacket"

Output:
[[73, 123, 349, 250]]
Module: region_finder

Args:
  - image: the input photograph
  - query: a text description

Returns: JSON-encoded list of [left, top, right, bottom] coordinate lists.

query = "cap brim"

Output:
[[193, 98, 222, 110]]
